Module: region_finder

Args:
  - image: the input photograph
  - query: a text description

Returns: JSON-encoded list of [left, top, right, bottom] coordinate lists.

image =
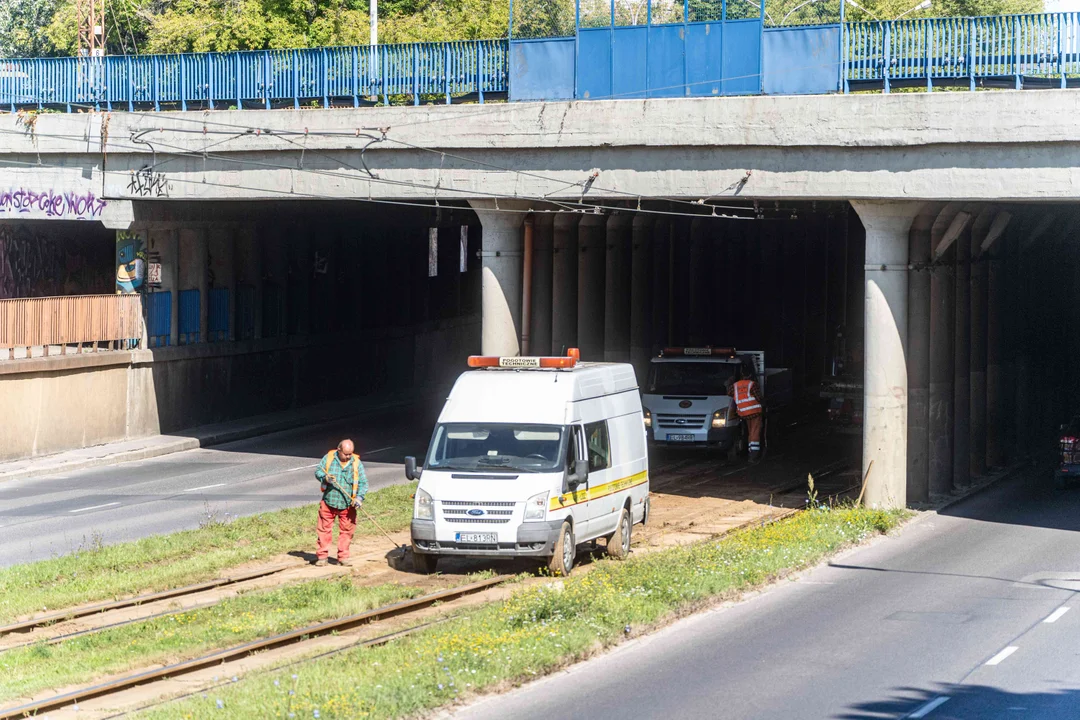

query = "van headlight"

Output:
[[415, 488, 434, 520], [711, 410, 727, 429], [524, 491, 548, 521], [643, 408, 652, 429]]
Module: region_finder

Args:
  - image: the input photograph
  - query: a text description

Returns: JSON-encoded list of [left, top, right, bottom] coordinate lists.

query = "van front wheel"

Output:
[[547, 521, 576, 577], [605, 509, 631, 560]]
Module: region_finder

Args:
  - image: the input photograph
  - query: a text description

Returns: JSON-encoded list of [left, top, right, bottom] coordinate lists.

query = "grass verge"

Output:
[[142, 506, 909, 720], [0, 482, 417, 625], [0, 578, 422, 703]]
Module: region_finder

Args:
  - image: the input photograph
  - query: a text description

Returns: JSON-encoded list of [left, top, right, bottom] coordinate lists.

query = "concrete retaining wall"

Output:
[[0, 315, 479, 462]]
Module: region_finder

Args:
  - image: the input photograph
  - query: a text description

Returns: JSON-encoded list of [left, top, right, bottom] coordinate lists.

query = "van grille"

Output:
[[440, 500, 516, 524], [444, 517, 510, 524], [656, 413, 707, 430]]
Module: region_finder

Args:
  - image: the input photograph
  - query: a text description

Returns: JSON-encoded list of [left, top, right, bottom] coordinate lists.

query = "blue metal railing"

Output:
[[208, 288, 230, 342], [178, 288, 200, 344], [844, 12, 1080, 91], [144, 291, 171, 348], [0, 39, 508, 111]]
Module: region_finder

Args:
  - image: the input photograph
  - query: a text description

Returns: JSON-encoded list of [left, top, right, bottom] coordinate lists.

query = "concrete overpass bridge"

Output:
[[2, 87, 1079, 509]]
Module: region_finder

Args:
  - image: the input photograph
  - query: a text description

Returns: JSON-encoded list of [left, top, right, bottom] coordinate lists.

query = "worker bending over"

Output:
[[730, 364, 765, 462], [314, 439, 368, 567]]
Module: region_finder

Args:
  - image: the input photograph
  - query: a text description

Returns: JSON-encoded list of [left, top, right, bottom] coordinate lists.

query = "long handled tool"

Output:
[[323, 475, 406, 553]]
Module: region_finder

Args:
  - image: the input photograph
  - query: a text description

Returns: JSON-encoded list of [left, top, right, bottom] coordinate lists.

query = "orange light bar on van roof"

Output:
[[661, 346, 736, 357], [467, 351, 579, 369]]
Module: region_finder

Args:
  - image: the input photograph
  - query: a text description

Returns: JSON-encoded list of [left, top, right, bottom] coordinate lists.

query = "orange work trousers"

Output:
[[745, 413, 764, 453], [316, 500, 357, 561]]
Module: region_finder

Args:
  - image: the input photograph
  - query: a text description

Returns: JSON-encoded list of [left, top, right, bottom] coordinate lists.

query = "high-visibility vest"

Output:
[[733, 379, 763, 417], [322, 452, 360, 501]]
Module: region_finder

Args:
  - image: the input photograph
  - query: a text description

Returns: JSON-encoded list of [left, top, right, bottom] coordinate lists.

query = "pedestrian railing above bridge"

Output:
[[0, 11, 1077, 111]]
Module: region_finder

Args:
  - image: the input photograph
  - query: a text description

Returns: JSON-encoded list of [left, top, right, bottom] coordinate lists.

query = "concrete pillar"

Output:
[[851, 201, 921, 509], [551, 214, 579, 355], [928, 206, 963, 496], [650, 218, 670, 352], [469, 200, 527, 357], [968, 210, 993, 478], [687, 218, 709, 346], [1002, 229, 1019, 462], [985, 215, 1008, 468], [953, 223, 971, 487], [604, 213, 632, 362], [577, 214, 606, 361], [630, 215, 654, 380], [530, 214, 554, 356], [907, 206, 937, 504]]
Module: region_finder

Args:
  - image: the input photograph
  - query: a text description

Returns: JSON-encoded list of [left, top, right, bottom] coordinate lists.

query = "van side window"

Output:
[[584, 421, 610, 472]]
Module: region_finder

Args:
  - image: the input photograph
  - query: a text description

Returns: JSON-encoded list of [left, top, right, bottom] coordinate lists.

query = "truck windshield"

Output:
[[426, 423, 566, 474], [647, 362, 740, 396]]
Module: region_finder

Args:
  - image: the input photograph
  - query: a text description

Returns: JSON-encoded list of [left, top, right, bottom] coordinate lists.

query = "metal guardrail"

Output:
[[0, 294, 143, 355], [0, 39, 508, 111], [845, 12, 1080, 90]]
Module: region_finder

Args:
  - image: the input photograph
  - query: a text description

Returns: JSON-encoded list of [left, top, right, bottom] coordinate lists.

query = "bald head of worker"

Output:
[[337, 439, 355, 462]]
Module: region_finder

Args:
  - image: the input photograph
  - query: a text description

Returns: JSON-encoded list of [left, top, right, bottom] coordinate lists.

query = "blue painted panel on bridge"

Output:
[[577, 28, 612, 99], [763, 25, 840, 95], [722, 20, 763, 95], [613, 26, 648, 99], [145, 291, 171, 348], [178, 288, 200, 344], [686, 22, 724, 96], [509, 39, 575, 101], [647, 25, 686, 98]]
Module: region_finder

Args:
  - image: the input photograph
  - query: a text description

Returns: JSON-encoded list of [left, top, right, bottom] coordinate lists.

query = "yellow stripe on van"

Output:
[[549, 470, 648, 511]]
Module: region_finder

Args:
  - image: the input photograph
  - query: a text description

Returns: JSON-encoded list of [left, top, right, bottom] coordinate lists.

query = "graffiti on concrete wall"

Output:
[[0, 223, 114, 299], [116, 230, 148, 294], [0, 188, 107, 220], [126, 168, 171, 198]]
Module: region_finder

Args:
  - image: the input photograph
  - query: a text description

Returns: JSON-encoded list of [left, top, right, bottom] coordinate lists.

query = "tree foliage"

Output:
[[0, 0, 1045, 56]]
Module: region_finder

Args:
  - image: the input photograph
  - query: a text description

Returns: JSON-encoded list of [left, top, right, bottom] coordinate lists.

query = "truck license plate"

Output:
[[667, 434, 695, 442], [456, 532, 498, 544]]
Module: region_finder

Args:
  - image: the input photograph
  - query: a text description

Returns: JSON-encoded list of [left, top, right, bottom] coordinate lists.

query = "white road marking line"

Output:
[[287, 465, 314, 472], [909, 696, 950, 718], [69, 502, 121, 514], [362, 445, 396, 456], [985, 646, 1019, 666], [183, 483, 227, 492], [1044, 607, 1071, 623]]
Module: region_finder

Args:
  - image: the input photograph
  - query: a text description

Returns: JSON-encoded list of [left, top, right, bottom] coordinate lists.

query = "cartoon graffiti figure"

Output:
[[116, 232, 146, 293]]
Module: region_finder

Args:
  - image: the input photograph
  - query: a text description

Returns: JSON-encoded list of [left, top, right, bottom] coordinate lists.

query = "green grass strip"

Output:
[[141, 506, 908, 720], [0, 578, 422, 703], [0, 482, 418, 625]]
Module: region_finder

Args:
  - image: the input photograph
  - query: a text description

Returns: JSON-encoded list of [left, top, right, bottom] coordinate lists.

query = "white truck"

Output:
[[407, 349, 649, 577], [641, 347, 792, 457]]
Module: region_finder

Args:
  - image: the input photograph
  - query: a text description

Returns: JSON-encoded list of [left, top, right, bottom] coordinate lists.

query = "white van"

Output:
[[406, 350, 649, 576]]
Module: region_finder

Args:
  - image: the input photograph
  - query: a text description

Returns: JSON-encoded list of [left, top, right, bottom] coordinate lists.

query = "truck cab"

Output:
[[641, 347, 753, 456], [407, 350, 649, 577]]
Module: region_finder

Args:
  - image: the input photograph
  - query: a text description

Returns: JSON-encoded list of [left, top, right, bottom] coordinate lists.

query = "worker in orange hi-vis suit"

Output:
[[729, 363, 765, 462]]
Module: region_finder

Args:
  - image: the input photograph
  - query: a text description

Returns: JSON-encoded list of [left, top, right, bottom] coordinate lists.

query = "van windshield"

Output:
[[647, 361, 741, 396], [425, 423, 566, 474]]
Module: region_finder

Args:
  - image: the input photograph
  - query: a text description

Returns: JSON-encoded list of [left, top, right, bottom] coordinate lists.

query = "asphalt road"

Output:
[[455, 469, 1080, 720], [0, 406, 436, 566]]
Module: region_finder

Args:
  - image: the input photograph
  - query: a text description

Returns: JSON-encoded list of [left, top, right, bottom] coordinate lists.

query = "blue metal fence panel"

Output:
[[178, 288, 200, 344], [647, 25, 686, 97], [764, 25, 841, 94], [578, 28, 614, 98], [208, 288, 230, 342], [721, 19, 763, 94], [509, 38, 575, 101], [686, 22, 725, 96], [145, 291, 172, 348], [613, 26, 649, 99]]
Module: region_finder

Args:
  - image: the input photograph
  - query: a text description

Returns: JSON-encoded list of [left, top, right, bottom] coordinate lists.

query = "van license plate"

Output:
[[667, 434, 695, 442], [456, 532, 498, 544]]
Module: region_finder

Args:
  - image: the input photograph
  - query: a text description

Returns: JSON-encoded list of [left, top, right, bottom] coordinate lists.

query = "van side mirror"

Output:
[[404, 456, 422, 481], [568, 458, 588, 488]]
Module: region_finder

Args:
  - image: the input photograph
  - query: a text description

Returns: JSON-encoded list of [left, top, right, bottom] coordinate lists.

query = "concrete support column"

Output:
[[551, 214, 579, 355], [577, 214, 606, 361], [852, 201, 921, 509], [530, 214, 555, 356], [604, 213, 632, 362], [650, 218, 671, 351], [156, 229, 180, 348], [929, 208, 965, 495], [985, 218, 1008, 468], [907, 207, 936, 504], [1003, 230, 1019, 461], [687, 218, 709, 346], [630, 215, 654, 380], [469, 200, 527, 357], [953, 224, 971, 487], [969, 213, 991, 477]]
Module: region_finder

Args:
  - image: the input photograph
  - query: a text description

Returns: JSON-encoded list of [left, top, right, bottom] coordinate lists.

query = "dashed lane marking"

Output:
[[69, 502, 121, 514], [1044, 607, 1071, 623], [908, 696, 950, 718], [183, 483, 227, 492], [985, 646, 1019, 666]]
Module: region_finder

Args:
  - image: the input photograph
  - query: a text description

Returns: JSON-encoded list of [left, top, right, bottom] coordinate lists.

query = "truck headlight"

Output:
[[524, 491, 548, 521], [415, 488, 434, 520], [643, 408, 652, 429], [711, 410, 727, 429]]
